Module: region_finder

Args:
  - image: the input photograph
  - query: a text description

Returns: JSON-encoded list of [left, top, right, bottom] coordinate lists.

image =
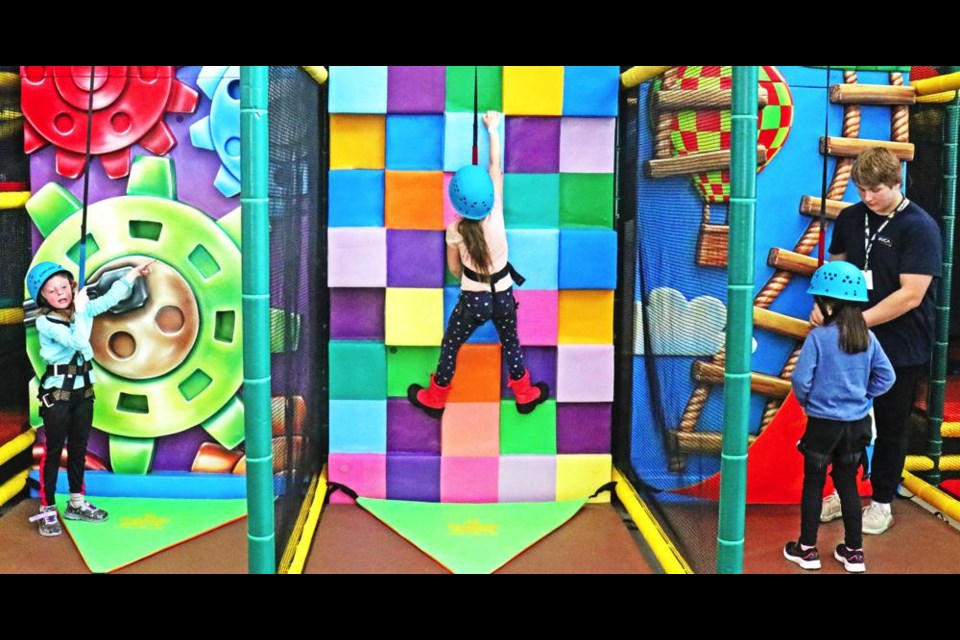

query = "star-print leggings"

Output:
[[434, 288, 525, 387]]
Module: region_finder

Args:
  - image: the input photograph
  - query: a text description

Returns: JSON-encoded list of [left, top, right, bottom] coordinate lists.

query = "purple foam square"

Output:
[[387, 398, 441, 454], [559, 117, 616, 173], [386, 229, 445, 288], [330, 288, 385, 340], [387, 454, 441, 502], [388, 66, 446, 114], [502, 346, 557, 399], [556, 403, 612, 454], [505, 117, 561, 173], [498, 455, 557, 502]]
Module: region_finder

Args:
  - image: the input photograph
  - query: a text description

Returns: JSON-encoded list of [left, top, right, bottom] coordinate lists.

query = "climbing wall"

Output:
[[326, 66, 619, 503]]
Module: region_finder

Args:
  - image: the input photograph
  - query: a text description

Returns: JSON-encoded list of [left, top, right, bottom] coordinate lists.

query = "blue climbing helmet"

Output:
[[449, 164, 494, 220], [807, 260, 868, 302], [26, 261, 73, 304]]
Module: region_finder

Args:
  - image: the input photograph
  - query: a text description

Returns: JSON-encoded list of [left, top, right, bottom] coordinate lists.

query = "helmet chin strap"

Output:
[[816, 297, 832, 322]]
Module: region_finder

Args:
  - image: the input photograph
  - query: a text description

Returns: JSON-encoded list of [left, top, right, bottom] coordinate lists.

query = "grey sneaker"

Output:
[[30, 505, 62, 537], [63, 500, 109, 523], [820, 491, 842, 523], [862, 502, 893, 535]]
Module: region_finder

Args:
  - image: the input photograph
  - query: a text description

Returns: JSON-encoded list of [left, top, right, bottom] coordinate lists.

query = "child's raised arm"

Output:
[[483, 111, 503, 198]]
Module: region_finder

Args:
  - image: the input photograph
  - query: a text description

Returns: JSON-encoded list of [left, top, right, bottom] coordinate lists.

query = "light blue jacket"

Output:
[[36, 278, 133, 390]]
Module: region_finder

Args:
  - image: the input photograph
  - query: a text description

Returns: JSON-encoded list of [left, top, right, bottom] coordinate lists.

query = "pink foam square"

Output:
[[328, 453, 387, 504], [515, 289, 558, 346], [440, 456, 499, 503]]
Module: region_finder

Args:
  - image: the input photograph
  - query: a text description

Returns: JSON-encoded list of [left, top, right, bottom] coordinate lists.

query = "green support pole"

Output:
[[927, 67, 960, 485], [717, 66, 758, 574], [241, 66, 275, 574]]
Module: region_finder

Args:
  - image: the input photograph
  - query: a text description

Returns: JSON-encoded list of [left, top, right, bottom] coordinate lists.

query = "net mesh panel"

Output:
[[620, 69, 724, 574], [0, 66, 27, 186], [268, 66, 327, 562], [908, 96, 960, 474], [0, 65, 31, 457]]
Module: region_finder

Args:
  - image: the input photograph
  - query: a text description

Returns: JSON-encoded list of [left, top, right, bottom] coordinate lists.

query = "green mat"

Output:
[[357, 496, 588, 574], [56, 495, 247, 573]]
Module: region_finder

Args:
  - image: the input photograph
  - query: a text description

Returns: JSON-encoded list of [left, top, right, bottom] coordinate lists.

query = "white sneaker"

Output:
[[820, 491, 842, 523], [862, 501, 893, 535]]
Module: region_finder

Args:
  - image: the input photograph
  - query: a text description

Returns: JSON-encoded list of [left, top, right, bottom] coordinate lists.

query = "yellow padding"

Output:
[[556, 454, 611, 503], [0, 470, 29, 507], [621, 66, 673, 88], [917, 90, 957, 104], [384, 288, 443, 346], [558, 290, 614, 344], [901, 471, 960, 524], [0, 192, 30, 210], [912, 71, 960, 96], [502, 66, 563, 116], [0, 307, 25, 325], [942, 422, 960, 438], [0, 430, 35, 467], [301, 66, 328, 85], [904, 455, 960, 472], [0, 71, 19, 91], [612, 467, 692, 574], [330, 115, 385, 170], [283, 465, 328, 574]]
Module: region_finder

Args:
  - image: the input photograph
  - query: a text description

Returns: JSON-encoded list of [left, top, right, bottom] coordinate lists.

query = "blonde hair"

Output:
[[457, 218, 492, 277], [851, 147, 902, 188]]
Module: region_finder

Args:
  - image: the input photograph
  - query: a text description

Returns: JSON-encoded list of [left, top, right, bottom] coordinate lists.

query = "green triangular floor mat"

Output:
[[357, 496, 588, 574], [56, 495, 247, 573]]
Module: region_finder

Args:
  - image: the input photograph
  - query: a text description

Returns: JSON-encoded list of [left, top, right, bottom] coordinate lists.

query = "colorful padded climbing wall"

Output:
[[327, 66, 619, 504]]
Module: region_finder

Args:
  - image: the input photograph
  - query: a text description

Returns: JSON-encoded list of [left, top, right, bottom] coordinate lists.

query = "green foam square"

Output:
[[499, 400, 557, 455], [559, 173, 614, 228]]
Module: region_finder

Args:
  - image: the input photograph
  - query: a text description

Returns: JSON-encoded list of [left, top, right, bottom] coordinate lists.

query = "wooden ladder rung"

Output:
[[821, 136, 915, 162], [754, 307, 809, 340], [647, 146, 768, 178], [652, 87, 769, 111], [768, 247, 818, 277], [799, 196, 850, 220], [672, 430, 759, 455], [692, 361, 791, 399], [830, 83, 916, 105]]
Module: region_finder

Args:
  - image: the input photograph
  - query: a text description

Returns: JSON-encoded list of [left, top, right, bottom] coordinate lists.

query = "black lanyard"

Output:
[[863, 195, 908, 270]]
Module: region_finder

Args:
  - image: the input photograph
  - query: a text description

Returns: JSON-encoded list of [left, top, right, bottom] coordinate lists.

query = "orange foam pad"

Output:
[[447, 345, 502, 402], [441, 402, 501, 456], [385, 171, 444, 230]]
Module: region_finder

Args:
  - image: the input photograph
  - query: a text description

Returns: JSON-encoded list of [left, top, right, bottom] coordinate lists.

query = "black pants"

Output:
[[799, 415, 870, 549], [39, 394, 93, 507], [870, 364, 924, 503], [435, 289, 525, 387]]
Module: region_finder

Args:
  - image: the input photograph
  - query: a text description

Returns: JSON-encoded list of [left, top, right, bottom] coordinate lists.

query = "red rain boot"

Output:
[[407, 374, 451, 419], [507, 369, 550, 414]]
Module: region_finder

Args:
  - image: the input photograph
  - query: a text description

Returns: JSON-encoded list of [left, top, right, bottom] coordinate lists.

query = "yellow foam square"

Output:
[[502, 66, 564, 116], [556, 454, 612, 503], [558, 290, 614, 344], [385, 288, 444, 346], [330, 115, 385, 169]]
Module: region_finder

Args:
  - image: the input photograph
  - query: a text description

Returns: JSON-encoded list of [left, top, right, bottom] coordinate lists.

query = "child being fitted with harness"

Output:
[[408, 111, 549, 418], [783, 261, 895, 573], [26, 258, 154, 536]]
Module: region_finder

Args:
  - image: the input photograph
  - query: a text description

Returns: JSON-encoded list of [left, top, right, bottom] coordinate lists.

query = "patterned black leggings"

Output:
[[435, 289, 525, 387]]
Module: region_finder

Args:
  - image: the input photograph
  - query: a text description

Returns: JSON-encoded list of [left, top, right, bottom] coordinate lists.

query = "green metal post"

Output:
[[717, 66, 758, 574], [927, 67, 959, 485], [241, 66, 275, 573]]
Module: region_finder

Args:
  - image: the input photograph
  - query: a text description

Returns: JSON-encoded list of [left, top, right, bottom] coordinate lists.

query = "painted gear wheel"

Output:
[[189, 66, 240, 197], [20, 66, 199, 179], [25, 156, 243, 473]]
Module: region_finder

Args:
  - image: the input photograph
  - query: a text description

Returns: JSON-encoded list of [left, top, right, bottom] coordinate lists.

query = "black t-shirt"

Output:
[[829, 200, 942, 367]]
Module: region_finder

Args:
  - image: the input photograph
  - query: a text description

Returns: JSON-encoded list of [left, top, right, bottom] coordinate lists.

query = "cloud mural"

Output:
[[634, 288, 725, 356]]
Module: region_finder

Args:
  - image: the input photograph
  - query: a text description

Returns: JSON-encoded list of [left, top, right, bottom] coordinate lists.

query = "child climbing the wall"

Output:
[[26, 257, 154, 536], [784, 261, 895, 573], [408, 111, 549, 419]]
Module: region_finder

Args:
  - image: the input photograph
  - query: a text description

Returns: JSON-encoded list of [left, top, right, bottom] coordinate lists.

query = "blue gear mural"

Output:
[[190, 66, 241, 197]]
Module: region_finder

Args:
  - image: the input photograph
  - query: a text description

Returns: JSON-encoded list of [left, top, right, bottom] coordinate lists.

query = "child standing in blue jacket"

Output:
[[26, 258, 153, 536], [784, 261, 895, 573]]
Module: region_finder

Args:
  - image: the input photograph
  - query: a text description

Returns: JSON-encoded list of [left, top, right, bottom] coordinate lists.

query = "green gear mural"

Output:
[[25, 156, 244, 473]]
